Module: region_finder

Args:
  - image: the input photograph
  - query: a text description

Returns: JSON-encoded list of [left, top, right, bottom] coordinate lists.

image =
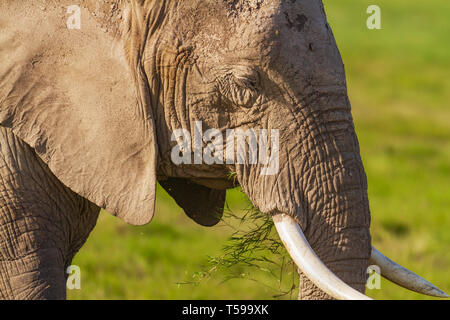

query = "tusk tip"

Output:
[[422, 283, 449, 298], [371, 247, 449, 299], [419, 278, 449, 298], [273, 213, 373, 300], [433, 289, 449, 299]]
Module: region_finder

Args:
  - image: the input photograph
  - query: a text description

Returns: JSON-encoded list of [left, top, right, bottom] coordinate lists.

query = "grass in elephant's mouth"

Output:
[[180, 198, 298, 299]]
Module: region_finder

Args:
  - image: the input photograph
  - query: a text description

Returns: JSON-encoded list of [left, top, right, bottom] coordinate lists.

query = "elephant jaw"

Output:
[[272, 213, 449, 300]]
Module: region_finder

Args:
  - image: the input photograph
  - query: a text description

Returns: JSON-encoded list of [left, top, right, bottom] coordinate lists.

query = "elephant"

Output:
[[0, 0, 447, 300]]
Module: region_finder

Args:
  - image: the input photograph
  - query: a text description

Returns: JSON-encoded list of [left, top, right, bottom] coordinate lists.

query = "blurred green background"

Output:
[[68, 0, 450, 300]]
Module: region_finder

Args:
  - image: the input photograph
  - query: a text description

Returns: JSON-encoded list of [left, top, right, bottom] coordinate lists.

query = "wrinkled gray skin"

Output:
[[0, 0, 371, 299]]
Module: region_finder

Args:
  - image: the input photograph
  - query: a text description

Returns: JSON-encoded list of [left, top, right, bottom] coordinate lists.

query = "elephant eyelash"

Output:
[[216, 69, 261, 108], [233, 72, 260, 91], [234, 76, 254, 89]]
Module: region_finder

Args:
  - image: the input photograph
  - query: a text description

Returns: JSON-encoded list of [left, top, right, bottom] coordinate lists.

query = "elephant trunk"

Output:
[[237, 92, 372, 299], [293, 101, 372, 299], [237, 87, 448, 299]]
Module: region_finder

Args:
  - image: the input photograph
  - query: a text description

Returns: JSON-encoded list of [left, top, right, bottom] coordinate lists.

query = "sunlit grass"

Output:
[[68, 0, 449, 300]]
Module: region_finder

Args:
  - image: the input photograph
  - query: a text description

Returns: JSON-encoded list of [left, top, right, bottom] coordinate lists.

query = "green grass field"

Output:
[[68, 0, 450, 300]]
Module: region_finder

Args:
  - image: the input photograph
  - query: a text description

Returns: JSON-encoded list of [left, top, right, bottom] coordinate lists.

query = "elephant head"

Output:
[[0, 0, 447, 299]]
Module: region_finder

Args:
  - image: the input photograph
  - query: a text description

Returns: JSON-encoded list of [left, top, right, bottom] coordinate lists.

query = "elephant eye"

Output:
[[234, 73, 259, 91], [219, 69, 260, 108]]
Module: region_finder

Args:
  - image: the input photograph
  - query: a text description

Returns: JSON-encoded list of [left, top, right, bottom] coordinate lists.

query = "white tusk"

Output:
[[370, 247, 449, 298], [273, 213, 372, 300]]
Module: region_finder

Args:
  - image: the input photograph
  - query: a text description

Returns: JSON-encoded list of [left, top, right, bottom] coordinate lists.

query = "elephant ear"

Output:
[[0, 5, 156, 225], [159, 179, 225, 227]]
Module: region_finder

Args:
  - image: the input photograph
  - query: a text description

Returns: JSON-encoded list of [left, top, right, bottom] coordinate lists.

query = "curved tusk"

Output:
[[370, 247, 449, 298], [273, 213, 372, 300]]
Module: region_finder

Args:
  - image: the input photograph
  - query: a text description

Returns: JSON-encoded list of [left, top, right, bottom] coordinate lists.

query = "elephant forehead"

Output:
[[194, 2, 329, 64]]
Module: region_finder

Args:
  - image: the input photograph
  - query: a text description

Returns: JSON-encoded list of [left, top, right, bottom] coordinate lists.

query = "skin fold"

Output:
[[0, 0, 371, 299]]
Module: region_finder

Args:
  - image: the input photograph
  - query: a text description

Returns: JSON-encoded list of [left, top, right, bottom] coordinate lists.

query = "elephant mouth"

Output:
[[272, 213, 449, 300]]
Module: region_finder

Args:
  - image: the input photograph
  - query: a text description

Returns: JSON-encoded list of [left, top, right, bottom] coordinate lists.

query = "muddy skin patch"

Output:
[[284, 12, 308, 32]]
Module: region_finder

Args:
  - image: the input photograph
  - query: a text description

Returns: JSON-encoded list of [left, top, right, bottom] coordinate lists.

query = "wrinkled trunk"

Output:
[[296, 114, 372, 299], [236, 92, 372, 299]]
